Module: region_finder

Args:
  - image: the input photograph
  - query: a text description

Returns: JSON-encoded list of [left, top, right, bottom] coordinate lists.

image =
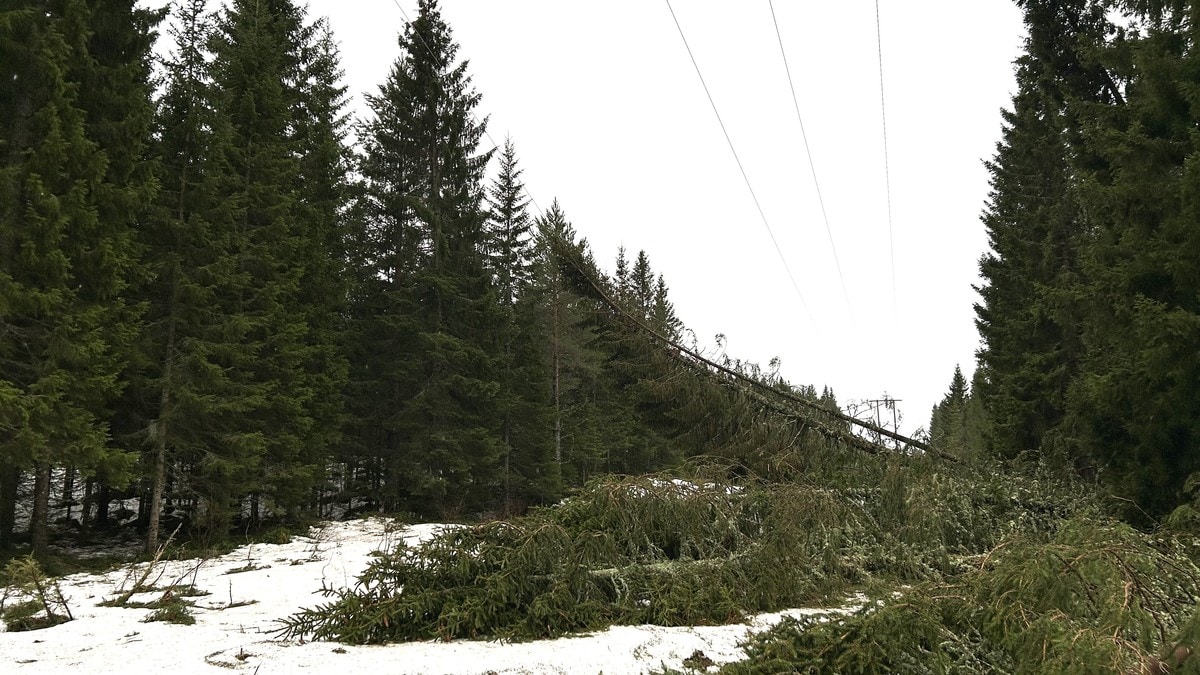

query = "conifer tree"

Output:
[[652, 274, 682, 339], [135, 0, 313, 548], [614, 245, 631, 305], [631, 250, 654, 316], [486, 137, 534, 308], [485, 138, 545, 509], [288, 16, 351, 515], [533, 200, 605, 484], [136, 0, 225, 551], [198, 0, 324, 531], [1066, 2, 1200, 517], [0, 0, 155, 554], [973, 1, 1112, 459], [351, 0, 499, 516], [930, 365, 981, 456]]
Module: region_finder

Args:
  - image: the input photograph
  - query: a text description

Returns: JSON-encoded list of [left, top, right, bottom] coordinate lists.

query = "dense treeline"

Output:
[[932, 0, 1200, 524], [0, 0, 763, 556]]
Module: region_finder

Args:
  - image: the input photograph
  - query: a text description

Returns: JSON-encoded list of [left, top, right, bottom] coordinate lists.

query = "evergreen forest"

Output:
[[5, 0, 1200, 671], [0, 0, 728, 557]]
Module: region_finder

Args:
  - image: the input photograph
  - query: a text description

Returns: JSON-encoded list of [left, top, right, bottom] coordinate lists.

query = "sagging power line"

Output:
[[767, 0, 854, 321], [663, 0, 815, 328], [874, 0, 898, 313]]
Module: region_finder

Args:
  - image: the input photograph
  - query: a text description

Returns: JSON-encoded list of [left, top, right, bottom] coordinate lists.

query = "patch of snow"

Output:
[[1, 518, 855, 674]]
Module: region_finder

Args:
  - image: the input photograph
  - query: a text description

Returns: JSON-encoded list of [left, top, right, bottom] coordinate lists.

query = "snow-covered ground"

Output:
[[1, 518, 853, 674]]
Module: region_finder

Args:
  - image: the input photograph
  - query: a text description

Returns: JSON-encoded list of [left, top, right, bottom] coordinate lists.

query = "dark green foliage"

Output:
[[134, 0, 235, 550], [278, 475, 821, 643], [0, 556, 72, 631], [204, 0, 318, 526], [727, 518, 1200, 674], [129, 0, 352, 536], [0, 0, 155, 553], [929, 365, 985, 458], [973, 0, 1200, 519], [278, 453, 1100, 645], [973, 43, 1091, 460], [288, 15, 351, 510], [1064, 4, 1200, 520], [346, 0, 500, 517], [485, 139, 553, 509]]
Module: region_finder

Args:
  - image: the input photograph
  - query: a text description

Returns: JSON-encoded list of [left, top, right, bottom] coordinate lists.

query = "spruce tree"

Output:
[[532, 200, 604, 484], [486, 137, 534, 308], [0, 0, 153, 553], [614, 245, 631, 305], [1067, 2, 1200, 518], [485, 138, 546, 509], [136, 0, 254, 550], [198, 0, 323, 531], [973, 1, 1112, 459], [651, 274, 682, 340], [288, 15, 351, 517], [351, 0, 499, 516], [930, 365, 981, 456], [631, 250, 654, 317]]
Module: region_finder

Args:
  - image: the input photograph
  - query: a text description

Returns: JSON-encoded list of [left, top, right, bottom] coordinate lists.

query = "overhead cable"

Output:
[[768, 0, 854, 321], [663, 0, 815, 327], [874, 0, 898, 312]]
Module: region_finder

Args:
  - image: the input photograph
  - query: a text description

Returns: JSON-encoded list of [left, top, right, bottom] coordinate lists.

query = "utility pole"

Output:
[[865, 394, 902, 448]]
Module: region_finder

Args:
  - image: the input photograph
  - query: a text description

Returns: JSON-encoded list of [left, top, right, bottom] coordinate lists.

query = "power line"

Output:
[[663, 0, 815, 327], [874, 0, 898, 312], [768, 0, 853, 321]]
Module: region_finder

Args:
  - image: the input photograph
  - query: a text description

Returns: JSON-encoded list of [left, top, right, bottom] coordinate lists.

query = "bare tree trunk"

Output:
[[31, 464, 51, 558], [80, 477, 94, 534], [146, 318, 175, 553], [94, 483, 111, 530], [0, 463, 20, 549], [503, 422, 511, 512], [552, 285, 562, 466], [146, 429, 167, 553], [61, 466, 75, 522]]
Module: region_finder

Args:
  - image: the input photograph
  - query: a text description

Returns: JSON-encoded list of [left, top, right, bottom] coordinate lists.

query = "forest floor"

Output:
[[0, 517, 860, 674]]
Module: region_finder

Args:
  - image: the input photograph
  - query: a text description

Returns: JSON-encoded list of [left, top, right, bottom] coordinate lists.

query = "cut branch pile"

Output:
[[277, 459, 1097, 644], [726, 519, 1200, 674]]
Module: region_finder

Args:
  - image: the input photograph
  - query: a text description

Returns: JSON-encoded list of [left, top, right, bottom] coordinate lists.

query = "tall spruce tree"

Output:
[[484, 138, 547, 509], [532, 200, 604, 484], [198, 0, 325, 532], [351, 0, 499, 516], [287, 16, 351, 517], [0, 0, 155, 553], [1067, 2, 1200, 518], [972, 0, 1200, 518], [136, 0, 258, 550], [974, 0, 1115, 460], [141, 0, 205, 551]]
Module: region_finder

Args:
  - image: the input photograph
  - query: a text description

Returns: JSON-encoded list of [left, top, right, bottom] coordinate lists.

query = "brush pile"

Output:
[[278, 455, 1111, 649]]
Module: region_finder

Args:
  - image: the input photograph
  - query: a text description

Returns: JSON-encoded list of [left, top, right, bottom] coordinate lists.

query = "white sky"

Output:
[[148, 1, 1029, 434]]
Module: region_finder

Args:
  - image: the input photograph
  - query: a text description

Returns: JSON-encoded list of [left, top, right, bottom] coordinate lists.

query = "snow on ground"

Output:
[[1, 518, 854, 674]]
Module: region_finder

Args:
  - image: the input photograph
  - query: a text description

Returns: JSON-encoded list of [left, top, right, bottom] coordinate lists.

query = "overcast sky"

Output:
[[147, 1, 1028, 434]]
